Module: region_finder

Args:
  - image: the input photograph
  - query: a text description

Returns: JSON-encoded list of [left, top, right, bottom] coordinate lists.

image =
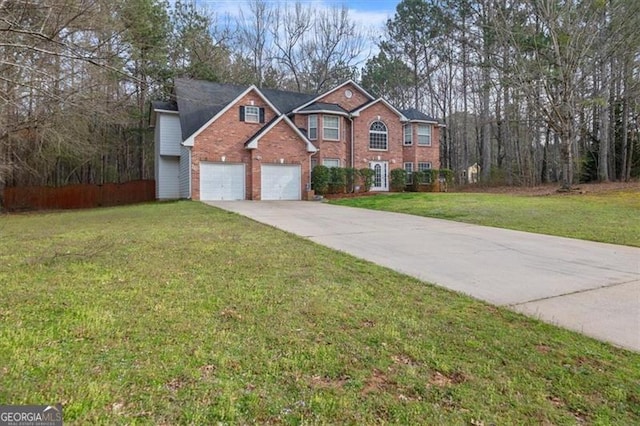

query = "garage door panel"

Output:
[[261, 165, 301, 200], [200, 163, 245, 200]]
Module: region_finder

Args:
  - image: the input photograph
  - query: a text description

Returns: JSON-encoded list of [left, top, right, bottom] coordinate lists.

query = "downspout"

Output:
[[308, 152, 314, 193], [348, 115, 355, 169], [188, 147, 192, 199]]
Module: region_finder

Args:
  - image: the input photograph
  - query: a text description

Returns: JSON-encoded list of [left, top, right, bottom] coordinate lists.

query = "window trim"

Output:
[[244, 105, 260, 123], [403, 124, 413, 146], [322, 115, 340, 141], [322, 158, 340, 168], [369, 120, 388, 151], [404, 162, 413, 184], [308, 114, 318, 140], [417, 124, 432, 146]]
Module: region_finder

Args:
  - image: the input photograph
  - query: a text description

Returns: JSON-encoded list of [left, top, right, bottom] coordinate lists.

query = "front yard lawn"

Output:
[[330, 189, 640, 247], [1, 202, 639, 424]]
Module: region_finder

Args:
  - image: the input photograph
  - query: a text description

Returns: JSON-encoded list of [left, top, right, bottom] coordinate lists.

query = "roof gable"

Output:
[[180, 82, 281, 147], [351, 98, 408, 121], [245, 115, 317, 153], [292, 80, 375, 113]]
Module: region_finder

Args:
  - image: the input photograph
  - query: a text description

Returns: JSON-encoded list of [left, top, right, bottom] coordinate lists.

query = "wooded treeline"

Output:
[[364, 0, 640, 187], [1, 0, 639, 193]]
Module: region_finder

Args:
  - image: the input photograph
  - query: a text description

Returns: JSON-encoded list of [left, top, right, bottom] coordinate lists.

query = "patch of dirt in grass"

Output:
[[573, 355, 605, 371], [571, 409, 589, 424], [166, 377, 190, 392], [361, 369, 395, 395], [391, 353, 419, 367], [547, 396, 589, 424], [199, 364, 216, 380], [360, 319, 375, 328], [536, 344, 552, 354], [309, 374, 350, 390], [109, 401, 127, 415], [456, 181, 639, 196], [219, 307, 242, 320], [428, 371, 467, 387], [548, 395, 565, 408]]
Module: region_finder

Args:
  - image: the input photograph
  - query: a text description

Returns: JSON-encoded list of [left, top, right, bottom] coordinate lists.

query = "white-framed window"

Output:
[[369, 121, 388, 150], [418, 125, 431, 146], [403, 125, 412, 145], [323, 115, 340, 140], [308, 115, 318, 140], [323, 158, 340, 168], [404, 162, 413, 184], [311, 157, 318, 169], [245, 105, 260, 123], [418, 162, 432, 183]]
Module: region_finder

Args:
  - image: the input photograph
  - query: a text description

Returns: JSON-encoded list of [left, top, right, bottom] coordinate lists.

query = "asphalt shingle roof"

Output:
[[260, 88, 315, 114], [174, 78, 247, 141], [298, 102, 348, 114], [151, 100, 178, 111], [167, 79, 441, 140], [400, 108, 438, 123]]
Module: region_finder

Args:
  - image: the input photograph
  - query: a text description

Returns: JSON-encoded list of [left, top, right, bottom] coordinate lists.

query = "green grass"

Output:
[[330, 190, 640, 247], [1, 202, 639, 424]]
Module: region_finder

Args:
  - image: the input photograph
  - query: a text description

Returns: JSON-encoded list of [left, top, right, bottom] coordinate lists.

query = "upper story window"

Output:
[[403, 125, 412, 145], [240, 105, 264, 123], [323, 115, 340, 141], [369, 121, 388, 150], [308, 115, 318, 140], [417, 124, 431, 146]]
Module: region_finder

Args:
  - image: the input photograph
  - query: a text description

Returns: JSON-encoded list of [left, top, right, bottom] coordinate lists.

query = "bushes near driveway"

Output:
[[313, 166, 454, 195], [390, 168, 407, 191]]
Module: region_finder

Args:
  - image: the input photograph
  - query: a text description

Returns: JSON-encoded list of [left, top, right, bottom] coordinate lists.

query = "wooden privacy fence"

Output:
[[2, 180, 155, 211]]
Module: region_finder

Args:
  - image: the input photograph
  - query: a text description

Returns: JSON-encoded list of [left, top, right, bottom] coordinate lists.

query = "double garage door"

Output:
[[199, 162, 300, 200]]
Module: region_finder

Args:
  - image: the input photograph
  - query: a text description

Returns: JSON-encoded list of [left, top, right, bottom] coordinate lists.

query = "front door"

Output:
[[370, 161, 388, 191]]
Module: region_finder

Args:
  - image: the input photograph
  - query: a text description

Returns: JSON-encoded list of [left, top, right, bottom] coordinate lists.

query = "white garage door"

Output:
[[200, 162, 245, 200], [261, 164, 301, 200]]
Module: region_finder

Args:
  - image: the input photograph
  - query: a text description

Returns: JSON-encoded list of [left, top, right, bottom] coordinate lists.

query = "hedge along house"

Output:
[[151, 78, 442, 200]]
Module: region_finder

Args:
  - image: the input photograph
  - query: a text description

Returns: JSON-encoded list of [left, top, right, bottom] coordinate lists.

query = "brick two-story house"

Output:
[[150, 78, 441, 200]]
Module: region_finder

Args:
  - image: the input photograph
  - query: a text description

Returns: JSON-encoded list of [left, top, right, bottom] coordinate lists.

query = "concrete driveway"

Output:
[[205, 201, 640, 351]]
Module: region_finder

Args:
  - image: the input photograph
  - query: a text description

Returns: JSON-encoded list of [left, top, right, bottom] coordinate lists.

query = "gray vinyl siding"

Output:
[[154, 111, 183, 199], [157, 156, 180, 199], [159, 114, 182, 156], [179, 146, 191, 198]]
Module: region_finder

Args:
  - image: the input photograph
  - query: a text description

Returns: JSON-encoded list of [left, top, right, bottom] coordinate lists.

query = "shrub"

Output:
[[423, 169, 437, 184], [359, 168, 375, 192], [344, 167, 358, 193], [390, 168, 407, 191], [409, 171, 424, 192], [328, 167, 347, 194], [311, 165, 330, 195], [439, 169, 454, 185]]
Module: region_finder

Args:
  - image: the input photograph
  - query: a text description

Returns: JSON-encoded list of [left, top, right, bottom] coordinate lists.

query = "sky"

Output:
[[198, 0, 401, 30]]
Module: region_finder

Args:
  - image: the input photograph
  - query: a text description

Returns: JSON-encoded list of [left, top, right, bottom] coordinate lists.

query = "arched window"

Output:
[[369, 121, 388, 150]]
